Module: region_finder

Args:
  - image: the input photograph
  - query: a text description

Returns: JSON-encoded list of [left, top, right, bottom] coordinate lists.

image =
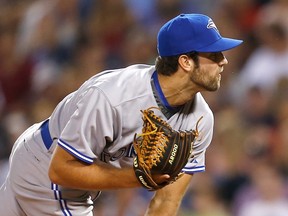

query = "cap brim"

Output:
[[196, 38, 243, 52]]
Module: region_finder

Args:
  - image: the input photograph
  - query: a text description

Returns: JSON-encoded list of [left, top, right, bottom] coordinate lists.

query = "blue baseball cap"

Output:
[[157, 14, 243, 57]]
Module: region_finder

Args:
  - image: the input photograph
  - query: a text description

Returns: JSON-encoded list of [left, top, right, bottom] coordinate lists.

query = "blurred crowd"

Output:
[[0, 0, 288, 215]]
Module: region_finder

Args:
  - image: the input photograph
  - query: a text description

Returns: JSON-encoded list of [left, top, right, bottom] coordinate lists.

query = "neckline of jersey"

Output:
[[152, 71, 181, 112]]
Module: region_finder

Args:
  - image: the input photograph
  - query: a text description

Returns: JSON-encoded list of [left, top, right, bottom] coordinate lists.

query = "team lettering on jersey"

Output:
[[100, 143, 136, 163]]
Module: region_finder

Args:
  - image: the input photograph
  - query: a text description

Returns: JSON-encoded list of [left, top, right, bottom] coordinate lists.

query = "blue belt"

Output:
[[40, 119, 53, 150]]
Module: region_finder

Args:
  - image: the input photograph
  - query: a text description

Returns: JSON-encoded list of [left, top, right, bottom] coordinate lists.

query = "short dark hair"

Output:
[[155, 51, 199, 76]]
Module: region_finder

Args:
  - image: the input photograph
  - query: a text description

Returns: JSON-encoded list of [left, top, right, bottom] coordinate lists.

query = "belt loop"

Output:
[[40, 119, 53, 149]]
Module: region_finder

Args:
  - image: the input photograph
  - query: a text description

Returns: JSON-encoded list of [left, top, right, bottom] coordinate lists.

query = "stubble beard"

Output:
[[190, 66, 221, 92]]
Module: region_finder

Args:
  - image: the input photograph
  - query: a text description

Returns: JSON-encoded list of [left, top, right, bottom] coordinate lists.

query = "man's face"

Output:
[[189, 52, 228, 91]]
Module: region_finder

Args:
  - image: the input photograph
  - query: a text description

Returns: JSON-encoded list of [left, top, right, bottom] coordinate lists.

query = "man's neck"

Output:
[[157, 72, 198, 106]]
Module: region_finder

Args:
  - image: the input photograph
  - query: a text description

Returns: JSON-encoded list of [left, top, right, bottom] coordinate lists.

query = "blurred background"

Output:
[[0, 0, 288, 215]]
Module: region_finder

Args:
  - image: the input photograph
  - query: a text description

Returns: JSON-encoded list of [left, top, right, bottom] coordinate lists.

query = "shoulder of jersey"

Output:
[[88, 64, 155, 103], [194, 93, 214, 117]]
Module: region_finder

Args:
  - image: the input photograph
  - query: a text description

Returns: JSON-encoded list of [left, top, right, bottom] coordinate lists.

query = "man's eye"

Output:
[[210, 53, 223, 62], [208, 53, 217, 61]]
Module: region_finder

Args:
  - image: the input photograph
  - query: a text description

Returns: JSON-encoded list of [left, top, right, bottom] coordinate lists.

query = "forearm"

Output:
[[145, 174, 192, 216], [146, 194, 182, 216], [49, 146, 140, 190]]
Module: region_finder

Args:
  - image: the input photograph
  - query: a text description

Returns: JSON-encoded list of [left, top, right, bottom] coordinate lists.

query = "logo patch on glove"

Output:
[[169, 143, 178, 165]]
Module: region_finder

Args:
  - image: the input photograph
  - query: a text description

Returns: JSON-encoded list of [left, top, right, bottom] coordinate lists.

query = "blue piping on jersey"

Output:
[[40, 119, 53, 149], [58, 139, 94, 164], [51, 183, 72, 216], [152, 71, 176, 111], [182, 165, 205, 174]]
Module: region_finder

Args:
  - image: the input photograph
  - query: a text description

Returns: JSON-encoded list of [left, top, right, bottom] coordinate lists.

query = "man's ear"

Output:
[[178, 55, 194, 72]]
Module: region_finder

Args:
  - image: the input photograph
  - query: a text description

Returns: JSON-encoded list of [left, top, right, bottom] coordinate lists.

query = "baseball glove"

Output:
[[133, 107, 202, 191]]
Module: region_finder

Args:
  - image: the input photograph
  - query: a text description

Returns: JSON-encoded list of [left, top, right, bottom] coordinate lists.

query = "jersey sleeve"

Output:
[[58, 87, 115, 164], [182, 112, 214, 174]]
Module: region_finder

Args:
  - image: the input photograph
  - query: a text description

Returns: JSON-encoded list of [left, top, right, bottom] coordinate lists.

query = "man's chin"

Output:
[[206, 84, 220, 92]]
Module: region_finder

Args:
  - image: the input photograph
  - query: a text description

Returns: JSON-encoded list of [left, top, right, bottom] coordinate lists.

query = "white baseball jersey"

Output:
[[0, 64, 214, 215], [49, 64, 213, 171]]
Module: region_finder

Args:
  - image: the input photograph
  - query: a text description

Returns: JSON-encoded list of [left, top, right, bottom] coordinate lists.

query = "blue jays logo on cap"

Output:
[[157, 13, 243, 57], [207, 19, 219, 33]]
